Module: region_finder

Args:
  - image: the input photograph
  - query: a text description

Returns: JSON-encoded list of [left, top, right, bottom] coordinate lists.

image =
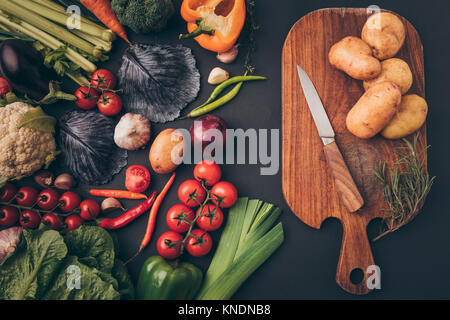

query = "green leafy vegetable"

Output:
[[17, 106, 56, 133]]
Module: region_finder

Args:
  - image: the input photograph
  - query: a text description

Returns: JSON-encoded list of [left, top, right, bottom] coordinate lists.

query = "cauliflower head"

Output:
[[0, 102, 56, 180]]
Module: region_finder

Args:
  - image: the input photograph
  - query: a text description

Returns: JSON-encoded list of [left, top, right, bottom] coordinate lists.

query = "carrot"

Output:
[[80, 0, 131, 45], [89, 189, 147, 200]]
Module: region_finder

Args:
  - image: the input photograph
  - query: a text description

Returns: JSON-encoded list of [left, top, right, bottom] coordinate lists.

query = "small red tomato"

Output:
[[185, 229, 213, 257], [41, 213, 63, 230], [97, 92, 122, 116], [16, 186, 39, 207], [90, 69, 116, 90], [0, 183, 17, 202], [20, 210, 41, 229], [59, 191, 81, 213], [37, 189, 60, 211], [0, 77, 12, 98], [196, 204, 224, 231], [194, 160, 222, 186], [166, 204, 194, 233], [0, 206, 19, 227], [156, 231, 183, 260], [177, 180, 207, 208], [79, 199, 100, 220], [125, 165, 151, 193], [65, 215, 84, 232], [211, 181, 238, 208], [75, 86, 100, 110]]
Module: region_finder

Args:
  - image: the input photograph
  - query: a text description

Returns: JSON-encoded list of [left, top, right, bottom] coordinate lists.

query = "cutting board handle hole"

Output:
[[350, 268, 364, 285]]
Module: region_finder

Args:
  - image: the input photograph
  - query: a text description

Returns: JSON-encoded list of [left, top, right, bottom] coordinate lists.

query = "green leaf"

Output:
[[17, 106, 56, 134], [112, 259, 135, 300], [44, 150, 61, 169], [0, 176, 7, 188]]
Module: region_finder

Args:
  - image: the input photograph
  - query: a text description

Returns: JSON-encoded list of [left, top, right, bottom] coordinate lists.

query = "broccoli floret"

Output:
[[111, 0, 175, 34]]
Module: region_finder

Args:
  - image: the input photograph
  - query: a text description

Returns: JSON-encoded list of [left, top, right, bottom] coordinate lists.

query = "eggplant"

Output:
[[0, 39, 75, 104]]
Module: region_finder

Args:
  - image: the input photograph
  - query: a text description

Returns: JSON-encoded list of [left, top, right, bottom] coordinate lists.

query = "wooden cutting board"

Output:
[[282, 8, 427, 295]]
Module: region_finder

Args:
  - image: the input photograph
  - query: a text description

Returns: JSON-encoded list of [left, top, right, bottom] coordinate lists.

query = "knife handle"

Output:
[[323, 141, 364, 213]]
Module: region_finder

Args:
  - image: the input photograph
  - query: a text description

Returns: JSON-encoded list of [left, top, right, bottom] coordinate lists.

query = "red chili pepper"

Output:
[[98, 192, 156, 230], [90, 189, 148, 200]]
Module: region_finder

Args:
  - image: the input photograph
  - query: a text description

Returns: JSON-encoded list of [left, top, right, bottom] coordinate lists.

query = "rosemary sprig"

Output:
[[373, 133, 435, 241], [243, 0, 259, 74]]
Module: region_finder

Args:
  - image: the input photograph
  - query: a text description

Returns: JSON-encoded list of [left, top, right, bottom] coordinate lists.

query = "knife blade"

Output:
[[296, 65, 364, 213]]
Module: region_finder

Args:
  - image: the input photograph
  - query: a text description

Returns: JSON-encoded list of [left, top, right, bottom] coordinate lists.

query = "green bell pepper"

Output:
[[136, 256, 203, 300]]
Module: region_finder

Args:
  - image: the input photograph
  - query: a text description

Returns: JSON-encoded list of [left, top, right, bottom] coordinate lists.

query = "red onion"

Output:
[[189, 115, 228, 152]]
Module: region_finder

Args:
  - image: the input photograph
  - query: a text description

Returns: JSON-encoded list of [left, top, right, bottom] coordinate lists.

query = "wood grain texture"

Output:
[[323, 141, 364, 213], [282, 8, 427, 295]]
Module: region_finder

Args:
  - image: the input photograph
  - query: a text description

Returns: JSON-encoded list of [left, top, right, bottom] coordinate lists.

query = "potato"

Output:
[[361, 12, 406, 60], [381, 94, 428, 139], [329, 36, 382, 80], [149, 129, 184, 174], [346, 81, 402, 139], [363, 58, 413, 94]]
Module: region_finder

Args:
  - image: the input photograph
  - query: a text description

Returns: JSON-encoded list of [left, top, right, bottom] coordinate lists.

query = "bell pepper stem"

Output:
[[179, 21, 215, 39], [38, 81, 77, 104]]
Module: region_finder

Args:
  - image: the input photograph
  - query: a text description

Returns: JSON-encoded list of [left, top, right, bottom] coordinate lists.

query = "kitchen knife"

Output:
[[296, 65, 364, 213]]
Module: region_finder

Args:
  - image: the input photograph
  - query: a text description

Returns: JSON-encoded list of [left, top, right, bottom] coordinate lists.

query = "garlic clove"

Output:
[[101, 197, 125, 213], [216, 45, 239, 64], [208, 67, 230, 85], [54, 173, 76, 190]]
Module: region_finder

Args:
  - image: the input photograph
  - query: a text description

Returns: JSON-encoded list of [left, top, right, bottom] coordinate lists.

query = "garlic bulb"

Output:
[[208, 67, 230, 85], [0, 227, 22, 263], [114, 113, 151, 151], [216, 45, 239, 64]]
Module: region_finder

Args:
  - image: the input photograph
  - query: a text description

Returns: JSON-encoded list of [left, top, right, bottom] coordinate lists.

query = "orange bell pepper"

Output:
[[179, 0, 246, 53]]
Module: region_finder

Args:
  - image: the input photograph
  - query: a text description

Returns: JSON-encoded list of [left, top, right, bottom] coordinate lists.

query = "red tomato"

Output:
[[166, 204, 194, 233], [37, 189, 60, 211], [65, 215, 84, 232], [125, 165, 151, 193], [177, 180, 207, 208], [156, 231, 183, 260], [185, 229, 213, 257], [193, 160, 222, 186], [0, 183, 17, 202], [79, 199, 100, 220], [196, 204, 224, 231], [0, 77, 12, 98], [16, 186, 39, 207], [75, 86, 100, 110], [97, 92, 122, 116], [211, 181, 238, 208], [20, 210, 41, 229], [0, 206, 19, 227], [90, 69, 116, 90], [42, 213, 63, 230], [59, 191, 81, 213]]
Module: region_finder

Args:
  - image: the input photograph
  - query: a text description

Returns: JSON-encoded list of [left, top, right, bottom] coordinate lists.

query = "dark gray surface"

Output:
[[46, 0, 450, 299]]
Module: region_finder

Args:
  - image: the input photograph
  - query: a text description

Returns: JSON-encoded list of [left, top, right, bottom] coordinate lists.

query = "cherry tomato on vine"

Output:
[[37, 189, 60, 211], [211, 181, 238, 208], [196, 204, 224, 231], [16, 186, 39, 207], [0, 206, 19, 227], [79, 199, 100, 220], [166, 204, 194, 233], [20, 210, 41, 229], [156, 231, 183, 260], [185, 229, 213, 257], [0, 183, 17, 202], [90, 69, 116, 90], [75, 86, 100, 110], [42, 213, 63, 230], [59, 191, 81, 213], [65, 215, 84, 232], [97, 92, 122, 116], [125, 165, 151, 193], [177, 180, 206, 208], [194, 160, 222, 186]]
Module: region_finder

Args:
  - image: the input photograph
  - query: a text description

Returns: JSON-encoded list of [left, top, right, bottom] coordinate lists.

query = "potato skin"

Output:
[[149, 129, 184, 174], [329, 36, 382, 80], [381, 94, 428, 139], [346, 82, 402, 139], [363, 58, 413, 94], [361, 12, 406, 60]]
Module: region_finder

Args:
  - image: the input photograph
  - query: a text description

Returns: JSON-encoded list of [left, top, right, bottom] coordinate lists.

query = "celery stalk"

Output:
[[196, 223, 284, 300], [72, 29, 112, 52], [12, 0, 114, 41], [0, 0, 102, 57]]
